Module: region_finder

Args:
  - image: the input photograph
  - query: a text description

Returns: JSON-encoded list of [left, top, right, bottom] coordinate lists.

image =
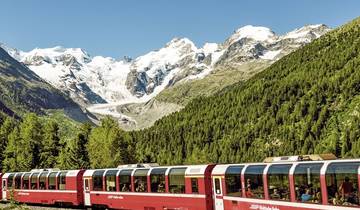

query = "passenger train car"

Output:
[[1, 169, 84, 206], [1, 155, 360, 210], [82, 164, 214, 209], [212, 155, 360, 210]]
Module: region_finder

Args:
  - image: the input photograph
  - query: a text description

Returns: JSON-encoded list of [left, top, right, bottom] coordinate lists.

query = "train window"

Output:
[[85, 179, 89, 191], [22, 173, 30, 189], [225, 166, 244, 197], [294, 163, 323, 203], [119, 169, 132, 192], [134, 169, 149, 192], [57, 172, 67, 190], [2, 179, 6, 190], [267, 164, 292, 201], [31, 173, 39, 190], [191, 178, 199, 194], [93, 170, 105, 191], [169, 168, 186, 194], [150, 168, 167, 193], [7, 174, 14, 189], [105, 170, 118, 192], [48, 172, 57, 190], [215, 178, 221, 194], [244, 165, 266, 199], [326, 162, 360, 206], [39, 172, 48, 190], [14, 173, 22, 189]]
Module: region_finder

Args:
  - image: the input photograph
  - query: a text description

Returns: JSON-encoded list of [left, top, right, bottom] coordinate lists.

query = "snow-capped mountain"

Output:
[[0, 46, 90, 122], [217, 24, 330, 65], [1, 24, 330, 127]]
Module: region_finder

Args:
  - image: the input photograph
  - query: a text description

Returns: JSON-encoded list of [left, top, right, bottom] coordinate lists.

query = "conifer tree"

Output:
[[17, 113, 43, 171], [57, 123, 91, 169], [2, 127, 20, 172], [0, 117, 15, 171], [40, 120, 60, 168], [88, 117, 131, 168]]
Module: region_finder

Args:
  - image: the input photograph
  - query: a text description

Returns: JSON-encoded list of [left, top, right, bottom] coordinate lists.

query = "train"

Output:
[[1, 154, 360, 210]]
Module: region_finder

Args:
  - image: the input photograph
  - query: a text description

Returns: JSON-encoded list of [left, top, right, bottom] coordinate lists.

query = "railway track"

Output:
[[0, 203, 83, 210]]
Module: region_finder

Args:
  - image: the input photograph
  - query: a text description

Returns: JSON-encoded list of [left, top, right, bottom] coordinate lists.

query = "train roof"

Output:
[[83, 164, 212, 177], [2, 169, 83, 178], [212, 158, 360, 175]]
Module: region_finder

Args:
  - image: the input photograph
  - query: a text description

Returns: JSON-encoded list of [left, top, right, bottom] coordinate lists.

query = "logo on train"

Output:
[[250, 204, 280, 210], [107, 195, 124, 200]]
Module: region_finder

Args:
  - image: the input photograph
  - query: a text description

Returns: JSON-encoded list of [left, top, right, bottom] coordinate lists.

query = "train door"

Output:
[[2, 179, 6, 201], [213, 176, 224, 210], [83, 178, 91, 206]]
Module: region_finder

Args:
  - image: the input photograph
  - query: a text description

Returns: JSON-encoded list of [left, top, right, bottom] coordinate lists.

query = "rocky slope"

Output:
[[1, 24, 330, 129], [0, 47, 90, 122]]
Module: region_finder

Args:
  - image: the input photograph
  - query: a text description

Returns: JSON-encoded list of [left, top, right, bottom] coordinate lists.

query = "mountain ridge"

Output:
[[0, 47, 91, 122], [1, 24, 331, 129]]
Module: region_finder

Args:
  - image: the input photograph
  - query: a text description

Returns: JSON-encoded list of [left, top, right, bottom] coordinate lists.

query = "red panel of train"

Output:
[[1, 155, 360, 210]]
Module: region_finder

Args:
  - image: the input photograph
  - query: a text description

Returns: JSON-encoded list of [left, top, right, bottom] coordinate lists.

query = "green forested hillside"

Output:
[[132, 17, 360, 164]]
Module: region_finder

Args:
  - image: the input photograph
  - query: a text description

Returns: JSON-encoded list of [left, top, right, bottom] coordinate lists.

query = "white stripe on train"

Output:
[[13, 189, 77, 193], [89, 191, 206, 198]]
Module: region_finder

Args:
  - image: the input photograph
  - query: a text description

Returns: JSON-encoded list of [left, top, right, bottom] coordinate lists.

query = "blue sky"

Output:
[[0, 0, 359, 58]]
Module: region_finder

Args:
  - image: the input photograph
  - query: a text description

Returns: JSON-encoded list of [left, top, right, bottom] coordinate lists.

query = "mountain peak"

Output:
[[282, 24, 331, 41], [166, 37, 197, 51], [0, 42, 23, 61], [233, 25, 276, 41], [23, 46, 91, 64]]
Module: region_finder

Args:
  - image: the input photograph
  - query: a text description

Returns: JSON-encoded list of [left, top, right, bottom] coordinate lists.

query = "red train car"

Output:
[[82, 164, 215, 210], [211, 155, 360, 210], [1, 169, 84, 206]]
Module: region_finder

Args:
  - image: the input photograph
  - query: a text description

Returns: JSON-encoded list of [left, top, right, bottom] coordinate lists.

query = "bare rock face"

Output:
[[124, 38, 198, 97], [125, 68, 149, 97]]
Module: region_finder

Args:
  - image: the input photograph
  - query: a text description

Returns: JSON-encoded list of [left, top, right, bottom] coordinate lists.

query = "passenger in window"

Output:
[[246, 179, 252, 189], [328, 183, 337, 198], [136, 182, 145, 192], [140, 183, 146, 192], [314, 188, 321, 203], [301, 189, 312, 202], [245, 187, 254, 198], [295, 187, 301, 200], [271, 188, 281, 199], [134, 179, 139, 191], [121, 184, 129, 192], [158, 182, 165, 193], [339, 177, 353, 198], [333, 192, 343, 206]]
